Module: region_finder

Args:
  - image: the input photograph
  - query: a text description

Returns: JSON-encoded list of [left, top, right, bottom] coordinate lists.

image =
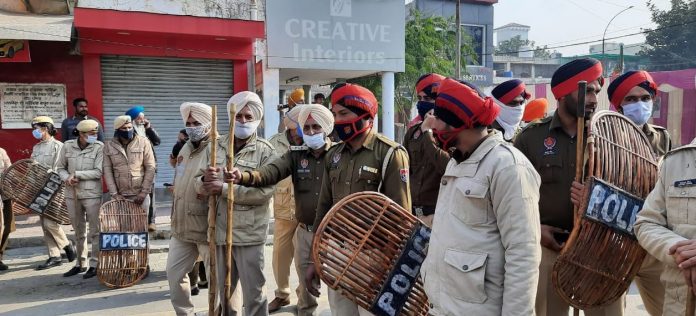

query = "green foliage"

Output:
[[495, 35, 551, 58], [349, 9, 478, 122], [641, 0, 696, 70]]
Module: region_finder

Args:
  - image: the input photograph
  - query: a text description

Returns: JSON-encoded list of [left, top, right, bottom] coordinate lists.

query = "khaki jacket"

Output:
[[103, 136, 156, 197], [56, 140, 104, 200], [194, 134, 276, 246], [422, 131, 541, 316], [268, 131, 296, 220], [31, 137, 63, 169], [0, 147, 11, 199], [171, 138, 212, 244], [635, 138, 696, 316]]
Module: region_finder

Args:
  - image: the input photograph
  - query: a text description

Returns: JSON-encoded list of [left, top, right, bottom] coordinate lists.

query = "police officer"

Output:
[[422, 78, 541, 315], [305, 83, 411, 316], [199, 91, 275, 315], [229, 103, 334, 316], [607, 70, 671, 156], [490, 79, 531, 142], [403, 73, 449, 227], [635, 138, 696, 316], [30, 116, 76, 270], [0, 146, 12, 271], [56, 119, 104, 279], [265, 105, 304, 312], [514, 58, 625, 315]]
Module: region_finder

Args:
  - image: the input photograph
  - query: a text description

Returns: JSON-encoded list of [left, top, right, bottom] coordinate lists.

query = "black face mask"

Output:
[[416, 101, 435, 119], [334, 114, 370, 142], [114, 129, 134, 140]]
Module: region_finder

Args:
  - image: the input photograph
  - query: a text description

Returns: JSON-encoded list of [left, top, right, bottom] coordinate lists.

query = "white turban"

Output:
[[180, 102, 212, 125], [298, 104, 334, 135], [283, 104, 305, 130], [228, 91, 263, 121]]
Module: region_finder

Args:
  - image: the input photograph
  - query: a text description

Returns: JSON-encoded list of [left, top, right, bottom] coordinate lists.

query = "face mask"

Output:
[[416, 101, 435, 119], [115, 129, 134, 140], [86, 135, 98, 144], [303, 132, 326, 150], [495, 102, 526, 141], [186, 124, 210, 142], [235, 120, 261, 139], [335, 114, 371, 142], [622, 101, 653, 126], [432, 129, 459, 150], [32, 128, 43, 140]]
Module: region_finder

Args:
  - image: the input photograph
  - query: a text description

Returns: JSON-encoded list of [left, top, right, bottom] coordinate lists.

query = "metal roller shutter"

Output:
[[101, 55, 233, 187]]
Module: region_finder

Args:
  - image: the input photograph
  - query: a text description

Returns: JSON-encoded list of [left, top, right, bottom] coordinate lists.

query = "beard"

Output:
[[564, 95, 594, 118]]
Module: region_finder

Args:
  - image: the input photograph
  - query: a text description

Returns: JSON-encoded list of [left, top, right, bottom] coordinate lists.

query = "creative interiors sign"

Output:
[[266, 0, 405, 72]]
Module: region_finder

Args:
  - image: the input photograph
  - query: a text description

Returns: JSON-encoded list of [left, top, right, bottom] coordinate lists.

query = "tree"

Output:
[[349, 9, 478, 124], [495, 35, 551, 58], [641, 0, 696, 71]]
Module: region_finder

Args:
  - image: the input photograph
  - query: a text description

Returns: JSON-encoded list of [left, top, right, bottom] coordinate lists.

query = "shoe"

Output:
[[198, 280, 208, 289], [63, 266, 86, 277], [191, 286, 200, 296], [268, 297, 290, 312], [148, 223, 156, 232], [37, 257, 63, 270], [83, 267, 97, 279], [0, 261, 8, 271], [64, 242, 77, 262]]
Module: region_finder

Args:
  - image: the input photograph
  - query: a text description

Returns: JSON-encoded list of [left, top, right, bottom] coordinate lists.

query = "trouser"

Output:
[[294, 225, 318, 316], [148, 188, 155, 224], [328, 289, 373, 316], [536, 246, 624, 316], [167, 237, 212, 316], [66, 197, 101, 268], [272, 217, 298, 300], [188, 261, 201, 286], [416, 214, 434, 227], [0, 199, 14, 260], [634, 254, 665, 316], [42, 216, 69, 258], [227, 243, 269, 316]]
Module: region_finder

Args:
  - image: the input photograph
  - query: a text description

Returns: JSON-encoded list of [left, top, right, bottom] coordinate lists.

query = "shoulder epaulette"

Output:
[[519, 116, 552, 134], [664, 143, 696, 158], [375, 133, 400, 148], [256, 138, 274, 149]]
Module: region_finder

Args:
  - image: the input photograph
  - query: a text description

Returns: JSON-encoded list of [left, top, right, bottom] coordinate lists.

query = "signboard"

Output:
[[461, 25, 484, 66], [266, 0, 405, 72], [28, 172, 63, 215], [100, 232, 149, 251], [370, 224, 430, 316], [0, 40, 31, 62], [583, 177, 644, 237], [463, 66, 494, 87], [0, 83, 67, 129]]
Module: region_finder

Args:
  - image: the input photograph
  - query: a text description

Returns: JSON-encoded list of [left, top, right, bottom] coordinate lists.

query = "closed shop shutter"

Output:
[[101, 55, 233, 187]]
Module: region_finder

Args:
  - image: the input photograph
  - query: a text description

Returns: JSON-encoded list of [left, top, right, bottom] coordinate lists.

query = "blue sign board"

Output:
[[583, 178, 645, 237], [100, 233, 148, 251]]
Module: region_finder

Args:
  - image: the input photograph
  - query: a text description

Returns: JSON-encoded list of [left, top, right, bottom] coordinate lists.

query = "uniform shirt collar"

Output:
[[360, 129, 378, 150], [642, 123, 655, 136], [549, 111, 564, 131]]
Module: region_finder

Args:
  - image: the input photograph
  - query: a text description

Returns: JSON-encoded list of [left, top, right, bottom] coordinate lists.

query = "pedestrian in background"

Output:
[[0, 146, 13, 271], [126, 105, 161, 232], [60, 98, 104, 142]]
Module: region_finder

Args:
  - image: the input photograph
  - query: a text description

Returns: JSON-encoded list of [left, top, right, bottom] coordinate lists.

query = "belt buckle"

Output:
[[307, 224, 313, 232], [414, 206, 424, 217]]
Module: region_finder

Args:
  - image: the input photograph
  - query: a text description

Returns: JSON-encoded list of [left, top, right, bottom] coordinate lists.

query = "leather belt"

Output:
[[413, 205, 436, 217], [298, 222, 314, 232]]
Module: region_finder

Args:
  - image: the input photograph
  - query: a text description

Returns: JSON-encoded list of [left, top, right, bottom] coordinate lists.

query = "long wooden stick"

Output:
[[208, 106, 218, 316], [224, 103, 237, 314], [572, 80, 587, 316], [687, 288, 695, 316]]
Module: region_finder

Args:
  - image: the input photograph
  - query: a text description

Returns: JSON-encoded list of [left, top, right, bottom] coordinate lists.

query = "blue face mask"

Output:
[[32, 128, 43, 140], [86, 135, 98, 144], [622, 101, 653, 126]]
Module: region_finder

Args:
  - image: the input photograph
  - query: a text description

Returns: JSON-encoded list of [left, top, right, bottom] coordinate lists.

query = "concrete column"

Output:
[[381, 71, 395, 140], [303, 85, 311, 104], [263, 67, 280, 139], [506, 62, 511, 72]]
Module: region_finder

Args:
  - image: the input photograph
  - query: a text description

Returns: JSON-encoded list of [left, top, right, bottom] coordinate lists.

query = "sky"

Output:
[[492, 0, 673, 56]]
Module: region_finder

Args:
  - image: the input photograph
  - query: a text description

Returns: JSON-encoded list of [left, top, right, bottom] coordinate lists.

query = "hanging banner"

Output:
[[0, 40, 31, 62]]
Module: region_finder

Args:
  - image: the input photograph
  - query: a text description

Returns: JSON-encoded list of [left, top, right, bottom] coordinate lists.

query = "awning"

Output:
[[0, 12, 73, 42]]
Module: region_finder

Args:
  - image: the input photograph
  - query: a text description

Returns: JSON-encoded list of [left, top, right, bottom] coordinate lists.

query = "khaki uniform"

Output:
[[239, 140, 334, 316], [403, 122, 450, 226], [313, 130, 411, 316], [0, 147, 13, 261], [56, 140, 104, 268], [644, 123, 672, 157], [634, 139, 696, 316], [166, 138, 213, 315], [31, 138, 70, 258], [267, 131, 298, 301], [193, 133, 276, 316], [514, 112, 624, 316], [423, 131, 541, 315], [103, 136, 156, 212]]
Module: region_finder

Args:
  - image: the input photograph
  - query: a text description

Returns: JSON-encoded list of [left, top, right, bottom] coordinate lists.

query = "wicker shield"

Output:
[[312, 192, 430, 316], [97, 199, 149, 288], [552, 111, 659, 309], [0, 159, 70, 224]]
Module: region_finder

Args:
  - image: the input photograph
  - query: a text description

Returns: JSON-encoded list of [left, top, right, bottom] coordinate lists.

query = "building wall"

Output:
[[0, 41, 84, 162], [495, 28, 528, 44], [415, 0, 494, 69]]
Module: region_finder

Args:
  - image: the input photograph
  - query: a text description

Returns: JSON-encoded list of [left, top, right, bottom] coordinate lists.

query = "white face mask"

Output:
[[235, 120, 260, 139], [185, 124, 210, 142], [303, 132, 326, 149], [622, 100, 653, 126], [495, 101, 526, 140]]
